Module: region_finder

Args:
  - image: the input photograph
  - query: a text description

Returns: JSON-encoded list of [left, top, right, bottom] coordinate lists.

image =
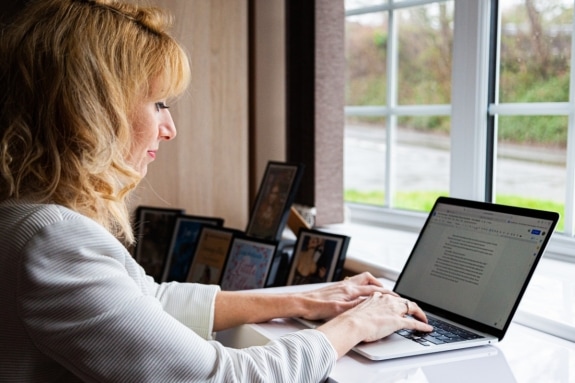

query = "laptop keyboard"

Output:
[[396, 317, 483, 347]]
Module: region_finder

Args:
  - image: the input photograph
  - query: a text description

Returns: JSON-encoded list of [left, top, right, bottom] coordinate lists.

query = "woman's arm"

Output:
[[213, 272, 433, 360], [16, 210, 335, 382], [213, 272, 394, 331]]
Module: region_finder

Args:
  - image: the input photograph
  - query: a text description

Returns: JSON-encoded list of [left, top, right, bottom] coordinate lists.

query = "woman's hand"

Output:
[[212, 273, 388, 331], [295, 272, 398, 321], [316, 291, 433, 358], [212, 271, 431, 348]]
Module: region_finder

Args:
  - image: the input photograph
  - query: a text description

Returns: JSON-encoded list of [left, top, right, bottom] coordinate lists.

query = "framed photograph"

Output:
[[287, 229, 350, 286], [185, 226, 240, 285], [245, 161, 304, 241], [220, 236, 278, 291], [133, 206, 185, 282], [161, 215, 224, 282]]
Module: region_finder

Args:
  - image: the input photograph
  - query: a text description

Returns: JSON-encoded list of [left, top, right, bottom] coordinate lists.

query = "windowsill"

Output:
[[320, 220, 575, 342]]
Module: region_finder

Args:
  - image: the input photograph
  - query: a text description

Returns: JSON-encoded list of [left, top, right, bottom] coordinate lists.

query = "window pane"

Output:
[[344, 1, 453, 213], [495, 115, 566, 232], [397, 3, 453, 105], [346, 13, 387, 106], [499, 0, 573, 103], [395, 116, 450, 211], [344, 117, 387, 206], [344, 116, 451, 211]]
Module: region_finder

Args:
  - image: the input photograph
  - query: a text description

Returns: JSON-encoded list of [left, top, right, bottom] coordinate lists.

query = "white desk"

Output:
[[216, 283, 575, 383]]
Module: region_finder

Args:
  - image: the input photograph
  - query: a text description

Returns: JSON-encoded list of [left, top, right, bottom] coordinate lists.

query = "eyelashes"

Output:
[[155, 102, 170, 111]]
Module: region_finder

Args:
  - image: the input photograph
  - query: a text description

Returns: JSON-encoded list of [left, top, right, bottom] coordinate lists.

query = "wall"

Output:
[[250, 0, 286, 194], [285, 0, 345, 226], [135, 0, 250, 230]]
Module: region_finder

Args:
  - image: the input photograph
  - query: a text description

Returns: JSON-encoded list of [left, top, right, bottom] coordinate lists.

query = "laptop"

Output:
[[297, 196, 559, 361]]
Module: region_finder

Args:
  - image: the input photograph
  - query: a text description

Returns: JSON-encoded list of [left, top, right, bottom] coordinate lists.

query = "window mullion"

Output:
[[450, 0, 492, 200], [386, 5, 399, 207]]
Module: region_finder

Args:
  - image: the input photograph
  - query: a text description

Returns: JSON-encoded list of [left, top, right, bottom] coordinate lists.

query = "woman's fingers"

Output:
[[354, 293, 433, 342], [344, 271, 383, 287]]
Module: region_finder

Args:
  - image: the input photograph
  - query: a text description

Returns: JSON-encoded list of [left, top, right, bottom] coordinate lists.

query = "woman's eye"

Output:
[[155, 102, 170, 111]]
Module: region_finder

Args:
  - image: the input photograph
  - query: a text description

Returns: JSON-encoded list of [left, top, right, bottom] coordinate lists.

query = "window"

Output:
[[342, 0, 575, 341], [344, 0, 575, 259], [344, 0, 453, 212], [490, 0, 573, 236]]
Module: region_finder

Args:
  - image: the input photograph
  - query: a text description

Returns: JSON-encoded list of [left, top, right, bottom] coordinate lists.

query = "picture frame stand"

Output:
[[287, 206, 310, 235]]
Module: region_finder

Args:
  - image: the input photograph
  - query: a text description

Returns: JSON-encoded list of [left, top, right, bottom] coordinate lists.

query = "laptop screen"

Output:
[[394, 197, 558, 332]]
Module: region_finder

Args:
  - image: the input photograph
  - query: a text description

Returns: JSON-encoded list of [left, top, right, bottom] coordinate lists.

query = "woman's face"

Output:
[[128, 81, 177, 177]]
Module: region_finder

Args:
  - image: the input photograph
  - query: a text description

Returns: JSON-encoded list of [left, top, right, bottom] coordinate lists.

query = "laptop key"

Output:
[[395, 317, 484, 345]]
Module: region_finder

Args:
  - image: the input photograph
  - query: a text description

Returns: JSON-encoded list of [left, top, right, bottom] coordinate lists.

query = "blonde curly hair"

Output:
[[0, 0, 191, 244]]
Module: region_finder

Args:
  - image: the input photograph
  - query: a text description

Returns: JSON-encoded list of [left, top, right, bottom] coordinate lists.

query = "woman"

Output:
[[0, 0, 432, 382]]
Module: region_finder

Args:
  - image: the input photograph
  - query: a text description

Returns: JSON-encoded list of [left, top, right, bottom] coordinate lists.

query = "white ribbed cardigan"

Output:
[[0, 200, 336, 382]]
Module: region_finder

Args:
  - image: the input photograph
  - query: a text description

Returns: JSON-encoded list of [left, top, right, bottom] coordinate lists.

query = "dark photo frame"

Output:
[[161, 215, 224, 282], [245, 161, 304, 241], [220, 236, 278, 291], [133, 206, 185, 282], [287, 229, 350, 286], [185, 226, 240, 285]]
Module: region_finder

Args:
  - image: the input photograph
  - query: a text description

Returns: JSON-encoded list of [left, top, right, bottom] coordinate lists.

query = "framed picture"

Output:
[[133, 206, 185, 282], [245, 161, 304, 241], [161, 215, 224, 282], [287, 229, 350, 286], [220, 236, 278, 291], [185, 226, 240, 285]]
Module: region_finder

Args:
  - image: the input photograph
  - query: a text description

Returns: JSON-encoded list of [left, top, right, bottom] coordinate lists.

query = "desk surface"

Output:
[[216, 283, 575, 383]]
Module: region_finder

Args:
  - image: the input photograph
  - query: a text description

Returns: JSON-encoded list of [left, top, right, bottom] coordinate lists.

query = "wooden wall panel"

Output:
[[134, 0, 249, 230], [250, 0, 286, 194]]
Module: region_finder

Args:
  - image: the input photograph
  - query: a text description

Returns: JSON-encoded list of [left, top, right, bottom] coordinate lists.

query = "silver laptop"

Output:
[[298, 196, 558, 361]]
